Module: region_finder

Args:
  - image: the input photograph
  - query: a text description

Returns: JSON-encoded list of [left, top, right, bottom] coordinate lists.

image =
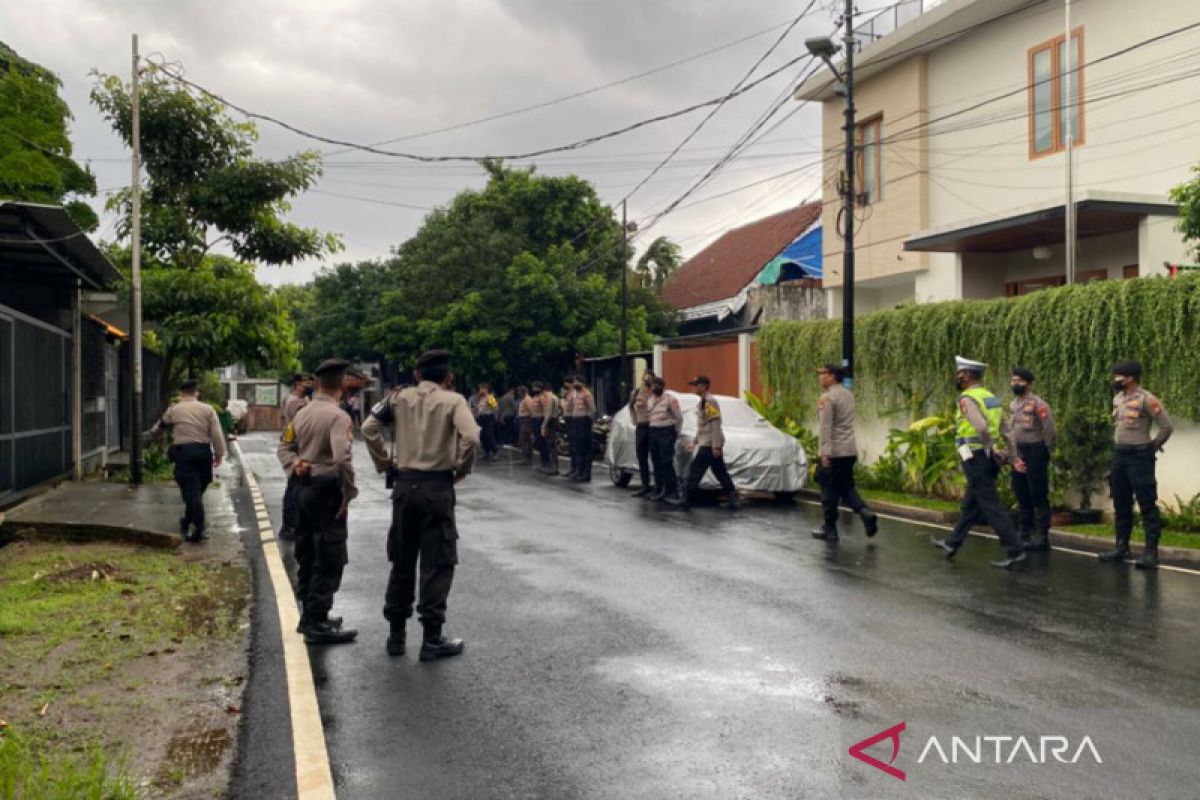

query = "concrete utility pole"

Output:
[[620, 199, 628, 397], [1064, 0, 1076, 285], [130, 33, 144, 484], [841, 0, 857, 385]]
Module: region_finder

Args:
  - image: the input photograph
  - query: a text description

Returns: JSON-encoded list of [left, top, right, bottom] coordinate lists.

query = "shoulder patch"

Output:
[[1037, 404, 1049, 419], [281, 423, 295, 444], [1149, 398, 1162, 415], [705, 404, 721, 419], [982, 396, 1002, 409]]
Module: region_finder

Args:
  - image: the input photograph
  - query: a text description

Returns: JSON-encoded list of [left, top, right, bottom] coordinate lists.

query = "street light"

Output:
[[807, 2, 857, 387]]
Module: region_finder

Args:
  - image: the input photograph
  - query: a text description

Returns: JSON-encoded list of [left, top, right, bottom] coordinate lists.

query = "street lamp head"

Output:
[[625, 220, 639, 233], [804, 36, 840, 60]]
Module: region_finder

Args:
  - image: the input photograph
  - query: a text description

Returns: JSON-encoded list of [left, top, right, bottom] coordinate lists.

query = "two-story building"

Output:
[[795, 0, 1198, 314]]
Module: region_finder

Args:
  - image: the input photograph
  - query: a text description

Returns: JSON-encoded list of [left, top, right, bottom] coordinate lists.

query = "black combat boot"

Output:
[[301, 616, 357, 645], [1097, 541, 1132, 562], [632, 486, 653, 497], [386, 620, 406, 656], [1133, 548, 1159, 570], [1025, 527, 1051, 552], [419, 624, 464, 661], [811, 525, 838, 542], [279, 526, 296, 542], [860, 509, 879, 538], [989, 550, 1028, 569], [930, 535, 957, 559], [724, 493, 740, 511], [296, 616, 342, 634], [647, 488, 665, 501], [179, 517, 189, 538]]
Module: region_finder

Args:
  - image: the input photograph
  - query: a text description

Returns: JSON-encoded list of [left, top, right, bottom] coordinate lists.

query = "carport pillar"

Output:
[[652, 344, 665, 377], [71, 281, 83, 480], [737, 333, 751, 398]]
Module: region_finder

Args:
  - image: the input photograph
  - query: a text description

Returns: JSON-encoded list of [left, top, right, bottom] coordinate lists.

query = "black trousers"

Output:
[[171, 443, 213, 534], [479, 415, 498, 457], [945, 452, 1022, 557], [1110, 445, 1161, 549], [649, 426, 678, 496], [517, 418, 534, 462], [500, 416, 515, 445], [536, 419, 558, 472], [634, 423, 652, 489], [816, 455, 866, 527], [1011, 443, 1051, 540], [281, 473, 301, 534], [564, 417, 578, 472], [683, 445, 735, 499], [383, 474, 458, 629], [571, 417, 594, 479], [295, 475, 348, 623]]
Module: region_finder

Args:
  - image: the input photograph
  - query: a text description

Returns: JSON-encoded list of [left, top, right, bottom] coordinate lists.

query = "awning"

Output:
[[0, 201, 122, 290], [904, 192, 1177, 254], [758, 223, 822, 284]]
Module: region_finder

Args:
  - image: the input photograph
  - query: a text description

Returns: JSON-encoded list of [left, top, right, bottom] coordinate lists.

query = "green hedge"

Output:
[[759, 275, 1200, 423]]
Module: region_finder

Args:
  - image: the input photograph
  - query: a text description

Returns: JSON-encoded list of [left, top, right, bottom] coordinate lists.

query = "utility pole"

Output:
[[130, 33, 144, 485], [1064, 0, 1076, 285], [619, 199, 629, 397], [841, 0, 857, 385]]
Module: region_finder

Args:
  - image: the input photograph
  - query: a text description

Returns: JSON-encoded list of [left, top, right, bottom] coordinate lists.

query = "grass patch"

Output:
[[859, 489, 960, 513], [1059, 524, 1200, 550], [0, 728, 138, 799]]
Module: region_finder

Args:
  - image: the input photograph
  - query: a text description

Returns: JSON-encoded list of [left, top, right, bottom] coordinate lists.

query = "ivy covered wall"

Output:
[[759, 275, 1200, 424]]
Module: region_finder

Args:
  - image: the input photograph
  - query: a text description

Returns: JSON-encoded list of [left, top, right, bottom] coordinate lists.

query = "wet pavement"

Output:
[[238, 432, 1200, 800]]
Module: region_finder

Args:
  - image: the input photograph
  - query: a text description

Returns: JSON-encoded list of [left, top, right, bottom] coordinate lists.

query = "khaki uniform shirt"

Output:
[[647, 393, 682, 429], [1113, 388, 1173, 448], [282, 392, 308, 424], [1003, 394, 1056, 450], [694, 394, 726, 449], [155, 397, 226, 460], [540, 393, 561, 434], [472, 393, 498, 418], [276, 394, 356, 498], [568, 389, 596, 418], [817, 383, 857, 459], [517, 396, 533, 419], [362, 381, 482, 473], [628, 386, 652, 425]]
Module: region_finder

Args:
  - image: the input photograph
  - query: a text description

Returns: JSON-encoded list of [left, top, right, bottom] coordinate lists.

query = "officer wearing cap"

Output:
[[931, 356, 1026, 569], [153, 379, 226, 542], [626, 370, 657, 497], [1099, 360, 1174, 569], [362, 349, 481, 660], [539, 381, 564, 475], [1003, 367, 1056, 552], [278, 372, 313, 542], [277, 358, 358, 645], [811, 364, 877, 541], [567, 375, 596, 482], [645, 376, 683, 501], [529, 381, 554, 472], [672, 376, 739, 512]]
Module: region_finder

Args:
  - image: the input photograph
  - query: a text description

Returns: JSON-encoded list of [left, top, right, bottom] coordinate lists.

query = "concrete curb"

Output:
[[0, 519, 181, 549]]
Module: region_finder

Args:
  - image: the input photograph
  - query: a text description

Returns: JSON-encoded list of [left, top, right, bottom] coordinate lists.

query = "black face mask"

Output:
[[304, 386, 315, 398], [532, 389, 542, 396], [1112, 379, 1127, 393], [1012, 384, 1028, 396], [955, 377, 968, 391], [652, 387, 664, 396]]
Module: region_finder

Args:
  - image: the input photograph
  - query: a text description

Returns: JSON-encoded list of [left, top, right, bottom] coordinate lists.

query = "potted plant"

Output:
[[1052, 408, 1111, 525]]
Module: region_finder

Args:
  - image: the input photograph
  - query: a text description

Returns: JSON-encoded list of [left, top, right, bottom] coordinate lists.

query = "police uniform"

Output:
[[933, 357, 1025, 568], [279, 372, 312, 542], [558, 381, 578, 477], [812, 365, 877, 540], [516, 390, 534, 463], [1002, 368, 1056, 551], [362, 349, 481, 659], [153, 382, 226, 542], [646, 380, 683, 501], [1100, 360, 1174, 569], [472, 389, 500, 459], [628, 379, 655, 496], [674, 376, 738, 511], [538, 388, 562, 475], [567, 380, 596, 482], [277, 359, 358, 645]]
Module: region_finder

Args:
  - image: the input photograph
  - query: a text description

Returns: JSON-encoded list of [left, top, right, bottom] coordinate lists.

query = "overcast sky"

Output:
[[1, 0, 896, 286]]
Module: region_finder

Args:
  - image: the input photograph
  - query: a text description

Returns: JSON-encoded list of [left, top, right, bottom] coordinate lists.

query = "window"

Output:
[[1028, 29, 1084, 158], [856, 117, 883, 203], [1123, 264, 1139, 279]]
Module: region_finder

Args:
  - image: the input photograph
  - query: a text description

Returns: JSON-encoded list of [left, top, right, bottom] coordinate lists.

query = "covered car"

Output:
[[604, 391, 807, 497]]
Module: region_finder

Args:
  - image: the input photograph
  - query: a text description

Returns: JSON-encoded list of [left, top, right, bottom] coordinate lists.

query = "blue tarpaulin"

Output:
[[757, 224, 822, 284]]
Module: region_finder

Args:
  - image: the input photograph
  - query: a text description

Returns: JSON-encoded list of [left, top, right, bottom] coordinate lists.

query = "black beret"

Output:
[[292, 372, 312, 383], [1011, 367, 1035, 382], [688, 375, 712, 386], [179, 379, 199, 392], [817, 363, 845, 381], [415, 349, 451, 370], [313, 358, 351, 377], [1112, 360, 1142, 378]]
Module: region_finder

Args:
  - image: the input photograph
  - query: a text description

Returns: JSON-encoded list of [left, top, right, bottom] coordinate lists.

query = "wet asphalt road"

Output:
[[238, 432, 1200, 800]]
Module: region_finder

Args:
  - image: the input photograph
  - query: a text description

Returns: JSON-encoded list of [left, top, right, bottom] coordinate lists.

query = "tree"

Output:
[[91, 65, 341, 269], [0, 43, 97, 230], [365, 162, 676, 386], [1171, 164, 1200, 258], [290, 261, 389, 367], [634, 235, 683, 293]]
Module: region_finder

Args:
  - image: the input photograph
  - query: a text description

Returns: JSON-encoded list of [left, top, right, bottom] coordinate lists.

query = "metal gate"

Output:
[[105, 342, 119, 451], [0, 303, 70, 504]]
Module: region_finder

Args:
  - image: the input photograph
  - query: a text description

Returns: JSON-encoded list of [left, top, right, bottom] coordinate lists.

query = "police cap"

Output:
[[955, 355, 987, 375], [1011, 367, 1035, 383], [1112, 360, 1142, 378], [415, 349, 451, 370], [313, 358, 351, 378], [687, 375, 712, 387], [291, 372, 312, 384]]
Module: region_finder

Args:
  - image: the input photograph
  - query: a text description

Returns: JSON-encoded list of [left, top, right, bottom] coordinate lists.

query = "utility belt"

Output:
[[1114, 443, 1155, 455], [393, 469, 454, 482], [168, 442, 213, 462]]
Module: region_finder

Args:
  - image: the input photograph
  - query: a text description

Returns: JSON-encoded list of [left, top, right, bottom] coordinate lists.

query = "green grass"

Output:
[[0, 728, 138, 800], [859, 489, 960, 513], [1059, 524, 1200, 550]]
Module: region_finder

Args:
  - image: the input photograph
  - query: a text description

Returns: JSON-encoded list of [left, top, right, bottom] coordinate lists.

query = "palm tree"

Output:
[[634, 236, 682, 293]]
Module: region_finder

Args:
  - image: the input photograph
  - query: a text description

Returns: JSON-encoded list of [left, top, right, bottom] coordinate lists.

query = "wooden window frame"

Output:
[[856, 116, 883, 204], [1027, 27, 1085, 160]]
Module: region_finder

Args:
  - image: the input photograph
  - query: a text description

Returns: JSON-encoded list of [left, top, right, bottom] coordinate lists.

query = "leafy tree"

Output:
[[290, 261, 389, 367], [634, 235, 683, 293], [90, 64, 341, 269], [366, 162, 676, 387], [1171, 164, 1200, 259], [0, 42, 97, 230]]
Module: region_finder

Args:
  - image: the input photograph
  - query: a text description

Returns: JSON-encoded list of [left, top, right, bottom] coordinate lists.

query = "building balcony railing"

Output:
[[854, 0, 943, 44]]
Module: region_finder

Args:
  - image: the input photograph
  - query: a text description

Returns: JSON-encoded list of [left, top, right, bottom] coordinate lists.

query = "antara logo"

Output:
[[848, 724, 1103, 780]]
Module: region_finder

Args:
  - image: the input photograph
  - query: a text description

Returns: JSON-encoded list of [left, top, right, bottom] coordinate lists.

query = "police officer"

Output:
[[811, 364, 878, 541], [515, 386, 534, 464], [529, 382, 552, 472], [1003, 367, 1056, 552], [931, 357, 1026, 569], [568, 375, 596, 482], [558, 377, 577, 478], [472, 383, 500, 460], [646, 376, 682, 502], [627, 370, 656, 497], [278, 372, 313, 542], [277, 358, 358, 645], [673, 376, 739, 512], [1099, 360, 1174, 570], [362, 349, 481, 659], [153, 379, 226, 542], [539, 382, 563, 475]]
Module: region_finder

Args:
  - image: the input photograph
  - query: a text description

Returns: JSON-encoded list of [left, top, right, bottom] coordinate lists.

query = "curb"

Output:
[[0, 520, 181, 550]]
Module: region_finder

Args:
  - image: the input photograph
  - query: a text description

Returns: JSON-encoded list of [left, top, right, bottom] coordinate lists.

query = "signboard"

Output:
[[254, 384, 279, 407]]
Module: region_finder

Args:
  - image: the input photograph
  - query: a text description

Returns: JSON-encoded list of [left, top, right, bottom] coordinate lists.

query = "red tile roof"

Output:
[[660, 202, 822, 310]]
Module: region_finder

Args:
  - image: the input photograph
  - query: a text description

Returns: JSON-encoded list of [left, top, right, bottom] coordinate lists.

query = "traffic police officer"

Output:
[[673, 375, 738, 512], [1003, 367, 1056, 552], [567, 375, 596, 482], [1099, 360, 1174, 569], [277, 358, 358, 645], [646, 376, 683, 502], [279, 371, 313, 541], [811, 364, 878, 541], [931, 356, 1026, 569], [627, 370, 656, 497], [362, 349, 481, 660], [153, 379, 226, 542]]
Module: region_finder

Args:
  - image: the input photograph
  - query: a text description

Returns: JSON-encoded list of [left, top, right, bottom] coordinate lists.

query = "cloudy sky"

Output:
[[1, 0, 895, 286]]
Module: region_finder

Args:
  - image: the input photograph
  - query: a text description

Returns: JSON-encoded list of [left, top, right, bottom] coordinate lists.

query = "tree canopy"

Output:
[[634, 235, 683, 293], [1171, 164, 1200, 259], [0, 42, 97, 231], [286, 261, 389, 368]]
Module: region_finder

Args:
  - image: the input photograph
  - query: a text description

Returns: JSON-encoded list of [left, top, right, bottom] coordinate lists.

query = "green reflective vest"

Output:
[[956, 385, 1002, 447]]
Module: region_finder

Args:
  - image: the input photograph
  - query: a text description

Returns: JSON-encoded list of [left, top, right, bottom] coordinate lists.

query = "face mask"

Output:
[[1012, 384, 1028, 396], [955, 377, 968, 391], [652, 387, 664, 396], [304, 386, 315, 398], [532, 389, 542, 396], [1112, 379, 1126, 393]]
